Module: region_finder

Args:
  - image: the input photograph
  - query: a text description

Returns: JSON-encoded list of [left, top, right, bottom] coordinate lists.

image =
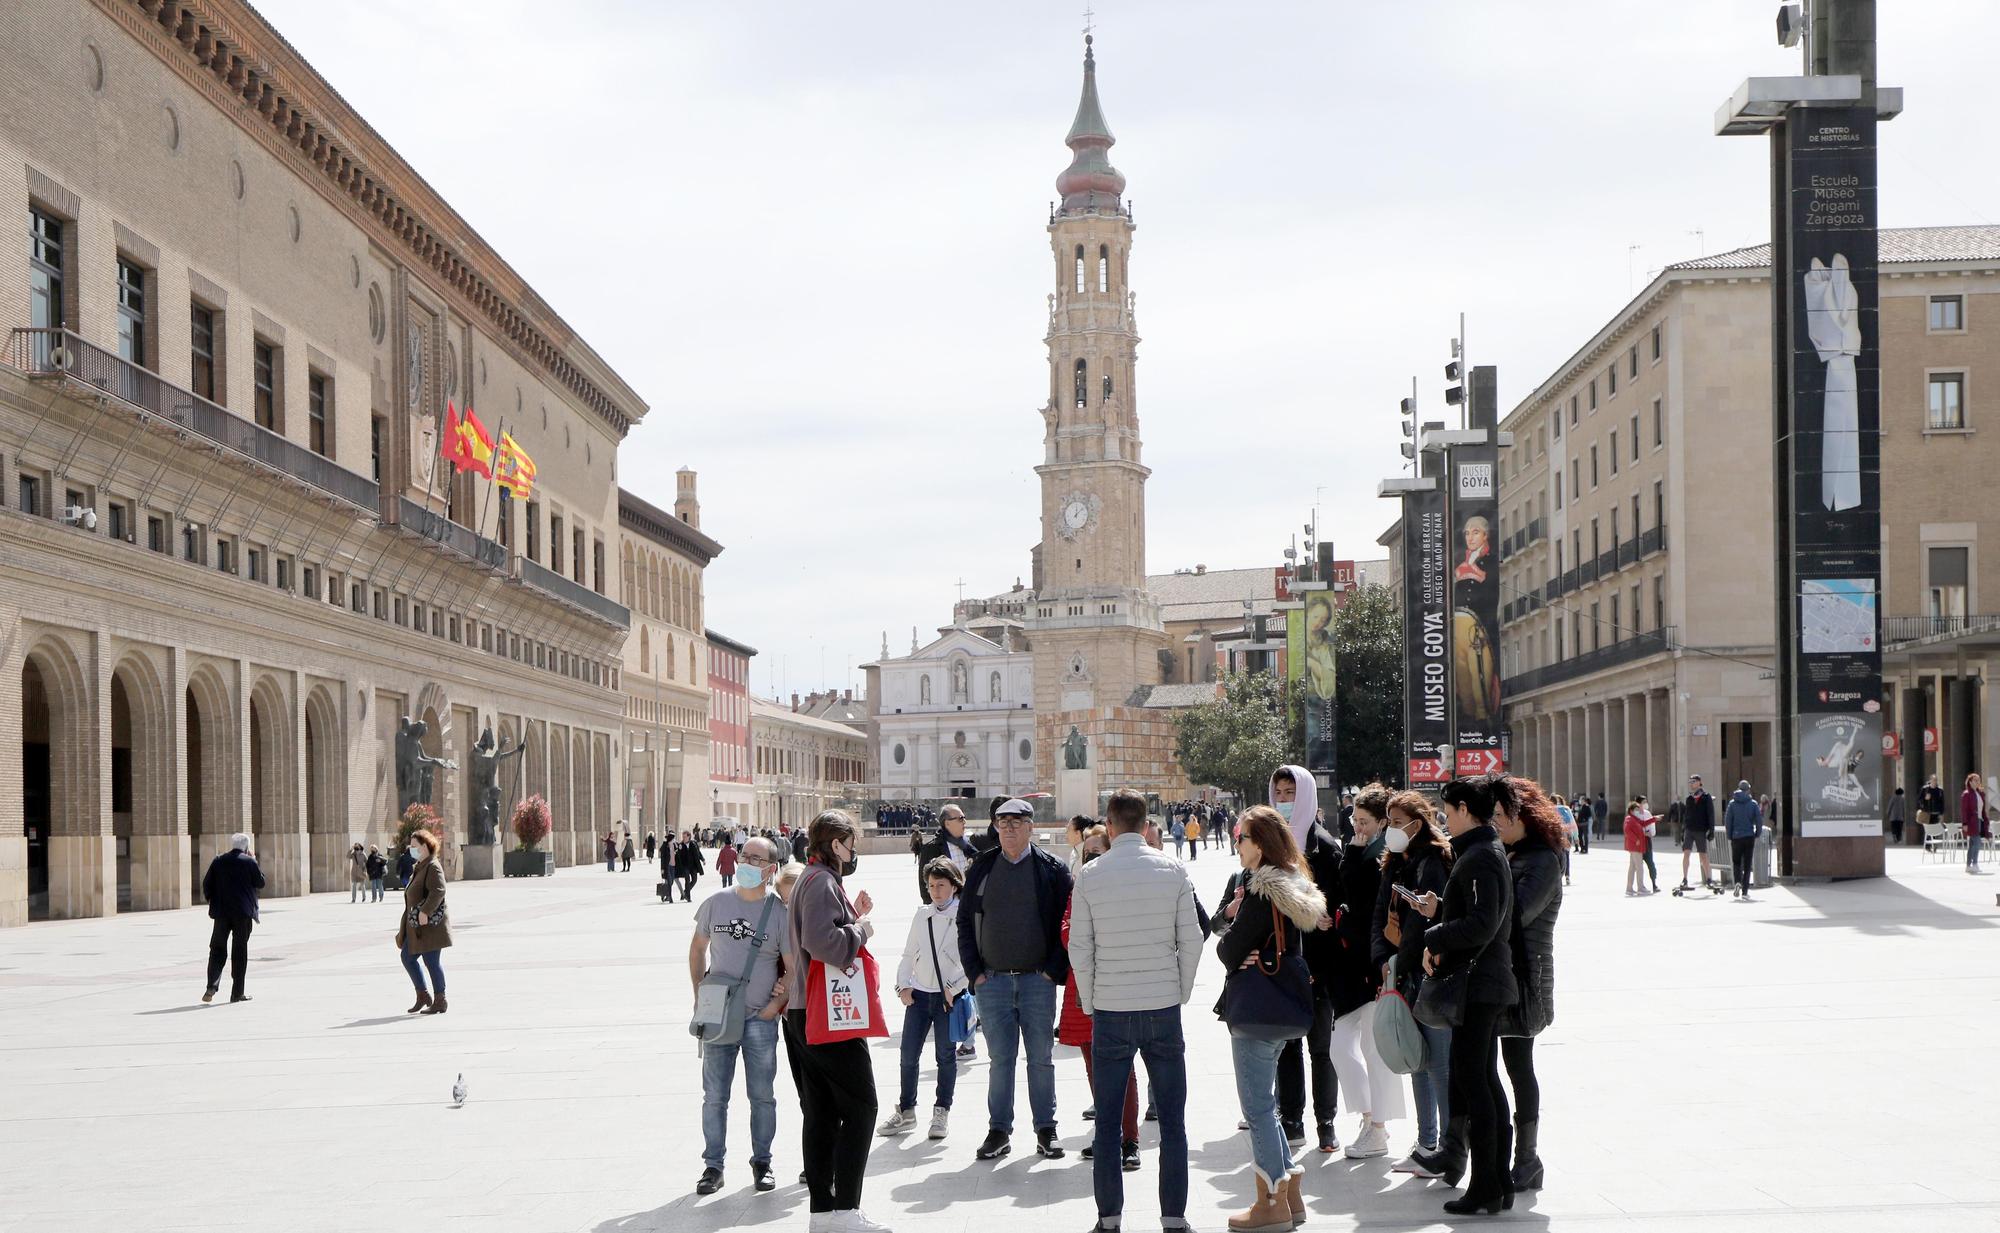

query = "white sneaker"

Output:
[[929, 1106, 950, 1140], [876, 1107, 915, 1135], [1345, 1121, 1390, 1159], [834, 1211, 895, 1233]]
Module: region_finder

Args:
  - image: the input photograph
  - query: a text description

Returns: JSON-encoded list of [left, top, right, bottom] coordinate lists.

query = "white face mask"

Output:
[[409, 845, 424, 861], [1274, 801, 1294, 821], [1384, 826, 1412, 855]]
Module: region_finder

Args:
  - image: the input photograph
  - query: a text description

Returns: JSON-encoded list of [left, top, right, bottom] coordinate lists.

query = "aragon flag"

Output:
[[495, 432, 537, 499]]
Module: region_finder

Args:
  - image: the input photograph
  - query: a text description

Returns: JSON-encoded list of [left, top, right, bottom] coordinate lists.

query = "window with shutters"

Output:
[[1927, 546, 1969, 621]]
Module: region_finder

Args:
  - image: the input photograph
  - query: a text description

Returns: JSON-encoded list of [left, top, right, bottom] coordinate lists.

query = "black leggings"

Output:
[[1278, 987, 1338, 1129], [1448, 1001, 1512, 1199], [785, 1009, 878, 1213], [1500, 1035, 1539, 1122], [1731, 836, 1755, 889]]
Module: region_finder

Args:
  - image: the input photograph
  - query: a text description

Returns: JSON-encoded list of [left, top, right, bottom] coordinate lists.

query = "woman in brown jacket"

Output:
[[397, 828, 452, 1014]]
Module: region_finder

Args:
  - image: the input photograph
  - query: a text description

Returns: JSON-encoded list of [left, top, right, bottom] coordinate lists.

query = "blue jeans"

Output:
[[1412, 1022, 1452, 1149], [897, 988, 958, 1111], [1092, 1008, 1189, 1223], [701, 1013, 779, 1169], [400, 945, 444, 996], [369, 877, 384, 901], [975, 970, 1058, 1133], [1230, 1034, 1296, 1188], [1970, 832, 1983, 867]]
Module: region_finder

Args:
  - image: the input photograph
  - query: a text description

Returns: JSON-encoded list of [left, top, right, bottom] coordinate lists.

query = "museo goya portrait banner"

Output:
[[1303, 588, 1337, 776], [1449, 447, 1503, 778]]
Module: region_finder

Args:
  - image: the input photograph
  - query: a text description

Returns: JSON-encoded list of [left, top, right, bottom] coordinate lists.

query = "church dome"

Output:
[[1056, 36, 1125, 213]]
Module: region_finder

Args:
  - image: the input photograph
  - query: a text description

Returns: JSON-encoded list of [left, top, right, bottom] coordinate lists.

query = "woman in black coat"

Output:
[[1420, 776, 1519, 1216], [1491, 776, 1564, 1193], [1371, 789, 1455, 1176], [1324, 785, 1401, 1159]]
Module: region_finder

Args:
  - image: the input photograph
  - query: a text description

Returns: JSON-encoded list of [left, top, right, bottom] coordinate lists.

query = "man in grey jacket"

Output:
[[1069, 789, 1203, 1233]]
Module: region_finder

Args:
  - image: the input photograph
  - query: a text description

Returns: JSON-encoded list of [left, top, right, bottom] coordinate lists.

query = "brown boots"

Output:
[[407, 990, 432, 1014], [421, 995, 448, 1015], [1284, 1170, 1306, 1225], [1227, 1173, 1296, 1233]]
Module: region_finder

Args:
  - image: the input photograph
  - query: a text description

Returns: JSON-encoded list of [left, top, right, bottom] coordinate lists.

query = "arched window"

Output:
[[1098, 244, 1109, 293], [1103, 370, 1114, 401], [1074, 358, 1087, 408], [665, 633, 675, 679], [1074, 245, 1085, 294], [639, 625, 649, 666]]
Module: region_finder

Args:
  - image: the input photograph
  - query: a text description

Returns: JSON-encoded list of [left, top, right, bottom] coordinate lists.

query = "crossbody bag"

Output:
[[690, 894, 779, 1049]]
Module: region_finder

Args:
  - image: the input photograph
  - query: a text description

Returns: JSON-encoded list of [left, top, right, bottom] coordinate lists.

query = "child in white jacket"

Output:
[[878, 858, 968, 1141]]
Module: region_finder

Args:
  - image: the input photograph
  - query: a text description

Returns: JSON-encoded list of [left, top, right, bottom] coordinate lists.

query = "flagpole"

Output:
[[474, 414, 507, 559]]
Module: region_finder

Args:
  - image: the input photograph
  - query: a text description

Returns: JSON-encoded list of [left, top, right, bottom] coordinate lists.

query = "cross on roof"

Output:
[[1082, 5, 1095, 37]]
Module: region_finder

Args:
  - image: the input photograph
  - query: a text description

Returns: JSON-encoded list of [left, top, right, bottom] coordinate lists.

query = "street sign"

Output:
[[1456, 747, 1503, 776]]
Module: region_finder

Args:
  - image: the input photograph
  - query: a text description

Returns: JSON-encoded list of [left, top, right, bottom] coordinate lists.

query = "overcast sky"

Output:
[[260, 0, 1999, 701]]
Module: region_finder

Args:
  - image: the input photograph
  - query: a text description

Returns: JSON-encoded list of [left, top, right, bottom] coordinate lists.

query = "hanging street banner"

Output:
[[1402, 481, 1449, 785], [1785, 105, 1883, 842], [1448, 432, 1504, 778], [1303, 586, 1337, 776]]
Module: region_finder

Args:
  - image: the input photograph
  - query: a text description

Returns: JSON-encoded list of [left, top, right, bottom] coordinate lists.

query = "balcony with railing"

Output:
[[1596, 549, 1618, 577], [395, 496, 507, 573], [1502, 626, 1676, 696], [520, 556, 629, 629], [5, 327, 377, 514], [1618, 536, 1640, 568], [1641, 525, 1666, 557], [1884, 614, 2000, 647]]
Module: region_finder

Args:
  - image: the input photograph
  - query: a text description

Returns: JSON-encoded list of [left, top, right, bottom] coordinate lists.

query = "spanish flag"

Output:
[[495, 432, 537, 499], [442, 402, 496, 479]]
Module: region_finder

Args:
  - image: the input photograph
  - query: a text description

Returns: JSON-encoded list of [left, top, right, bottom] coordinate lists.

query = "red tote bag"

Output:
[[800, 868, 889, 1045]]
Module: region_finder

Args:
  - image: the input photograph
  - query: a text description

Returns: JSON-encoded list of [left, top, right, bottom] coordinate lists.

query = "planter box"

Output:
[[504, 849, 554, 878]]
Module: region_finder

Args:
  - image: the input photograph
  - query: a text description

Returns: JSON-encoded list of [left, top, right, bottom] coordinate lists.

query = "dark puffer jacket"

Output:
[[1499, 834, 1561, 1037], [1327, 836, 1384, 1016], [1422, 824, 1519, 1008]]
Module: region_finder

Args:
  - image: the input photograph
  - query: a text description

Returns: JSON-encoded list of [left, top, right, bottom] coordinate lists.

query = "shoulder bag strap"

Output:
[[1261, 906, 1285, 975], [729, 894, 780, 985], [925, 912, 953, 998]]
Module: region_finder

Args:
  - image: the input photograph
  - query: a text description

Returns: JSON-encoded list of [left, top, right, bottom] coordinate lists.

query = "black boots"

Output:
[[1511, 1117, 1544, 1190], [1442, 1117, 1516, 1216]]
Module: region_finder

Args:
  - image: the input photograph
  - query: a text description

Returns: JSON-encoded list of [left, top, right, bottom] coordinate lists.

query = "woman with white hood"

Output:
[[1268, 765, 1343, 1153]]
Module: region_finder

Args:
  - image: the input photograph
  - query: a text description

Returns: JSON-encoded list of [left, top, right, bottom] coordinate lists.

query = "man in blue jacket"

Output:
[[1724, 781, 1763, 900], [958, 797, 1073, 1162], [200, 832, 265, 1003]]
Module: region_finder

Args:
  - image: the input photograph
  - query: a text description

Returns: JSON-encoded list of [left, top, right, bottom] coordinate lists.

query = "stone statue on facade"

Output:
[[952, 660, 968, 702], [1063, 725, 1089, 771], [468, 724, 527, 846], [395, 715, 457, 813]]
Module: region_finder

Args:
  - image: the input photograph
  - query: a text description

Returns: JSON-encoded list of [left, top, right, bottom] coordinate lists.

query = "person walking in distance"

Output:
[[1570, 788, 1589, 854], [879, 859, 968, 1143], [1962, 773, 1990, 874], [365, 845, 388, 902], [959, 797, 1074, 1162], [1591, 793, 1609, 845], [1270, 765, 1343, 1155], [645, 832, 657, 862], [1885, 787, 1907, 846], [1216, 806, 1328, 1232], [1680, 776, 1717, 891], [1551, 796, 1575, 886], [1919, 775, 1947, 842], [1489, 777, 1564, 1193], [200, 833, 264, 1004], [785, 811, 891, 1233], [1423, 776, 1520, 1216], [603, 830, 618, 873], [678, 832, 707, 901], [397, 828, 453, 1014], [1634, 796, 1659, 893], [1171, 813, 1186, 860], [621, 833, 635, 872], [1725, 781, 1764, 899], [718, 841, 739, 888], [348, 842, 368, 904], [691, 835, 791, 1196], [1070, 790, 1204, 1233], [1373, 791, 1456, 1180]]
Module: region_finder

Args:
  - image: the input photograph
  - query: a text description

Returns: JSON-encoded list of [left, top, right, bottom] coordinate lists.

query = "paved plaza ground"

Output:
[[4, 838, 1999, 1232]]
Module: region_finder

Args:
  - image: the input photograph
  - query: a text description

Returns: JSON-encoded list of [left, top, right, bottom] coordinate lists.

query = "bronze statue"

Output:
[[469, 724, 527, 846], [394, 715, 457, 813], [1063, 724, 1089, 771]]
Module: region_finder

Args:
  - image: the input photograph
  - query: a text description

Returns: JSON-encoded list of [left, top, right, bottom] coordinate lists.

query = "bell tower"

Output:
[[1028, 34, 1169, 798]]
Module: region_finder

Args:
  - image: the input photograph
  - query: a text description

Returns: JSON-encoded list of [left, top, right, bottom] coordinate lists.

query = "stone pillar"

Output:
[[1605, 697, 1628, 808], [1649, 691, 1673, 806], [1627, 692, 1651, 807], [1550, 710, 1570, 798], [0, 628, 26, 928], [48, 633, 110, 920], [1580, 704, 1597, 804]]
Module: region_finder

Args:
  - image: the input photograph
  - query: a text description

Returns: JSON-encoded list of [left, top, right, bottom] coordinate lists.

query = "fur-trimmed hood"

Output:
[[1247, 863, 1327, 930]]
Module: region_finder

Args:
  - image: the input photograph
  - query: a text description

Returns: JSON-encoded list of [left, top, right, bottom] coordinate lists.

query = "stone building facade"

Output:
[[750, 697, 867, 832], [865, 623, 1036, 803], [0, 0, 641, 925], [707, 631, 755, 825], [1495, 226, 2000, 815], [619, 474, 720, 844]]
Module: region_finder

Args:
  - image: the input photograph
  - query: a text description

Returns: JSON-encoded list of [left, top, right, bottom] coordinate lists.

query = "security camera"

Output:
[[62, 505, 97, 530]]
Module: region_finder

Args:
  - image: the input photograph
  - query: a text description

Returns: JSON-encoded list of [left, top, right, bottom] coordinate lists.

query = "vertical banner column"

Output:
[[1782, 105, 1884, 873], [1447, 367, 1505, 778]]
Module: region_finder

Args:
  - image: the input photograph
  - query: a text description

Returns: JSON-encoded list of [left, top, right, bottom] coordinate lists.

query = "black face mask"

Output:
[[836, 844, 859, 877]]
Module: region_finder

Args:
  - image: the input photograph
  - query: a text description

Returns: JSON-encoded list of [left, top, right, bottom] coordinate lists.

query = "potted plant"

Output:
[[504, 794, 555, 877]]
